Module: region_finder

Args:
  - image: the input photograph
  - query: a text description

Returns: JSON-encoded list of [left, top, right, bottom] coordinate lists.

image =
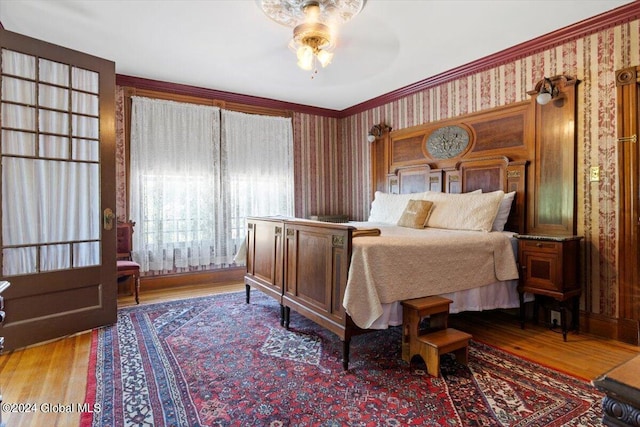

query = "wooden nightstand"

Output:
[[516, 235, 583, 341]]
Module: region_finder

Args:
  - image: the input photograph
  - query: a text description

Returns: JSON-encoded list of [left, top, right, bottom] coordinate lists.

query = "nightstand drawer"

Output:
[[520, 239, 560, 253]]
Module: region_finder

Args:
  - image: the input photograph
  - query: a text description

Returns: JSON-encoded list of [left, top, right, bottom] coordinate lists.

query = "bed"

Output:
[[344, 221, 520, 330], [245, 100, 539, 369], [245, 159, 531, 369]]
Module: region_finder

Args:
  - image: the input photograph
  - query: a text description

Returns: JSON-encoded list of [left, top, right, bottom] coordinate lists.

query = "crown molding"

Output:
[[116, 74, 341, 118]]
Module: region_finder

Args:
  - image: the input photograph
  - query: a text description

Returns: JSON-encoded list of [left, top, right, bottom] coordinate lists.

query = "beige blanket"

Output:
[[343, 224, 519, 329]]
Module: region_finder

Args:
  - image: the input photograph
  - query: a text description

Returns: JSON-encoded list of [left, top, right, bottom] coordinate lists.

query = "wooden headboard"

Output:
[[370, 100, 534, 234], [385, 156, 527, 234], [370, 76, 579, 237]]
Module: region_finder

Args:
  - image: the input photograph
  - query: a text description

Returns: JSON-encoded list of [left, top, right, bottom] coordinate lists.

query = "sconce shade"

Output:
[[536, 77, 558, 105], [537, 91, 553, 105]]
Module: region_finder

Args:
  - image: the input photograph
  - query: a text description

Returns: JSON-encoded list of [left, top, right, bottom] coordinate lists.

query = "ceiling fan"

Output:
[[257, 0, 366, 72]]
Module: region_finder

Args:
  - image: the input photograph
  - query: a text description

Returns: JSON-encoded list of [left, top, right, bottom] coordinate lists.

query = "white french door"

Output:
[[0, 28, 116, 350]]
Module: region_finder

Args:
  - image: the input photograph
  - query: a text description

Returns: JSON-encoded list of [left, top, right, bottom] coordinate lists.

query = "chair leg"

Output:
[[135, 274, 140, 305]]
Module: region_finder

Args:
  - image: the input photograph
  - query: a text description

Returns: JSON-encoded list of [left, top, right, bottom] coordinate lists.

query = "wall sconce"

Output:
[[368, 123, 391, 142], [536, 77, 559, 105]]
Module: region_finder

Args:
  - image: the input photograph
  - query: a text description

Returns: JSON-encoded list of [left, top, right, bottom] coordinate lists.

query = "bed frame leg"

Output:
[[342, 338, 350, 370], [245, 284, 250, 304], [283, 306, 290, 329], [280, 304, 285, 326]]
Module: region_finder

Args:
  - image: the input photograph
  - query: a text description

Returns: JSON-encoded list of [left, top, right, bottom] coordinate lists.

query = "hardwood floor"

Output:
[[449, 310, 640, 381], [1, 281, 638, 427]]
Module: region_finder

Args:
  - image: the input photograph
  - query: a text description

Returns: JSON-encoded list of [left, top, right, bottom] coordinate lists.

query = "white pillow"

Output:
[[424, 190, 505, 232], [492, 191, 516, 231], [368, 191, 430, 224]]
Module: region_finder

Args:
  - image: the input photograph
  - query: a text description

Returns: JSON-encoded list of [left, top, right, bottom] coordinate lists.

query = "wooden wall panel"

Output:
[[390, 135, 426, 169], [471, 114, 526, 152], [616, 66, 640, 344], [528, 76, 578, 236]]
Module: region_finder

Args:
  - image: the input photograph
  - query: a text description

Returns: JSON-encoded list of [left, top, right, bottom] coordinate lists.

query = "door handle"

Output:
[[104, 208, 115, 230]]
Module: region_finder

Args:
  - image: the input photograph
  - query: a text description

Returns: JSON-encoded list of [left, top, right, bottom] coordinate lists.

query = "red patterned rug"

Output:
[[82, 291, 603, 426]]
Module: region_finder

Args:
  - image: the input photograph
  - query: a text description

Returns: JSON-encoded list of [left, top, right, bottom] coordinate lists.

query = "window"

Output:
[[129, 97, 293, 275]]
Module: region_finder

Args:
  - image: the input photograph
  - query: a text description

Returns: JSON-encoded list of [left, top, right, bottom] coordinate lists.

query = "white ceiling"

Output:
[[0, 0, 634, 111]]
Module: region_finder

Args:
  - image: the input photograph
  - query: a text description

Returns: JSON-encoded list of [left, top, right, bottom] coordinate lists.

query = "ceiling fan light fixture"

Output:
[[297, 47, 314, 70], [304, 1, 321, 22], [291, 19, 334, 71], [297, 45, 312, 61], [258, 0, 365, 74], [316, 49, 333, 67]]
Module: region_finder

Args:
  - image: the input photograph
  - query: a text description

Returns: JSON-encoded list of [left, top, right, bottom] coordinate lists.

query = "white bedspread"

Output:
[[343, 223, 519, 329]]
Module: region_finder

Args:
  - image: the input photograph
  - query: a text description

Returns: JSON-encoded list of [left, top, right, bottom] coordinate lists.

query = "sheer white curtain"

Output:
[[129, 97, 221, 273], [220, 110, 294, 261], [2, 50, 100, 276]]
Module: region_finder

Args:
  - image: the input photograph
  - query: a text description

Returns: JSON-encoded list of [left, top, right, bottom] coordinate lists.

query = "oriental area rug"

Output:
[[82, 292, 603, 426]]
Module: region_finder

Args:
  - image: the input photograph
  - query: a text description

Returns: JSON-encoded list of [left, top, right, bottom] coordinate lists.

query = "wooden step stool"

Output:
[[401, 296, 472, 376], [415, 328, 472, 377]]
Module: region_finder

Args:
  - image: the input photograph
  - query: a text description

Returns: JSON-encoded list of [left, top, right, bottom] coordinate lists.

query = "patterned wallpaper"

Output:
[[115, 86, 127, 222], [292, 113, 341, 218], [116, 19, 639, 320]]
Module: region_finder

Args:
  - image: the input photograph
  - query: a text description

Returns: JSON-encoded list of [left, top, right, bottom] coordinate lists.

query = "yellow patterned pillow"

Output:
[[397, 200, 434, 229]]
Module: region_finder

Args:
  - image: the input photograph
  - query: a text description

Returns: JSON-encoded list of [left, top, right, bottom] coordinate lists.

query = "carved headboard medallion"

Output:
[[425, 125, 470, 159]]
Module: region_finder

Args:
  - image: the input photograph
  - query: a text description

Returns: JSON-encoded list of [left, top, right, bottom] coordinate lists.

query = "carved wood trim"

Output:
[[372, 99, 536, 234], [445, 170, 462, 194], [387, 100, 532, 171], [457, 156, 509, 193], [616, 65, 640, 336], [429, 170, 443, 192], [398, 165, 431, 194]]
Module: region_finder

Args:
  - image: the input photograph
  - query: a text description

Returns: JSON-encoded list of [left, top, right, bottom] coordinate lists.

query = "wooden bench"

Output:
[[401, 296, 473, 377]]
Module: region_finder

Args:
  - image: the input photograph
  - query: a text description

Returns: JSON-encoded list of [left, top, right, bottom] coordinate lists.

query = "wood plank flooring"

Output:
[[1, 281, 638, 427], [450, 310, 640, 381]]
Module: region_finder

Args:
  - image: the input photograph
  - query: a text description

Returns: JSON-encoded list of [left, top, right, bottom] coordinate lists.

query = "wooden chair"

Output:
[[117, 221, 140, 304]]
